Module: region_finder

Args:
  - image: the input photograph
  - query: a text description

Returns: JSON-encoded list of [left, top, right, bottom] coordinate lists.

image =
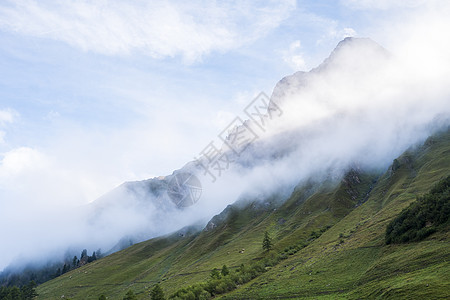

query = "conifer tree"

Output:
[[150, 284, 165, 300], [262, 231, 273, 251]]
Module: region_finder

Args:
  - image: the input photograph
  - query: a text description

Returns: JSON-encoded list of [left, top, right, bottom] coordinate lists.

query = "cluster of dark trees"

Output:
[[0, 281, 37, 300], [386, 175, 450, 244], [0, 249, 102, 288], [54, 249, 101, 278], [0, 265, 56, 288]]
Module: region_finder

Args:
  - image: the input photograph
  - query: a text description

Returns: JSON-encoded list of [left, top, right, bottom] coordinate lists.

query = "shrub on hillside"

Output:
[[385, 175, 450, 244]]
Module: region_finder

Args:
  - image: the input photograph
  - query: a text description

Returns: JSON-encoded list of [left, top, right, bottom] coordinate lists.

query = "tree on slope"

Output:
[[262, 231, 273, 251], [150, 284, 166, 300], [123, 289, 137, 300]]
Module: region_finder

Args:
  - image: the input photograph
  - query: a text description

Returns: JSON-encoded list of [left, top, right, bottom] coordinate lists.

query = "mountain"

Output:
[[3, 37, 449, 298], [270, 37, 390, 105], [36, 129, 450, 299], [79, 37, 410, 250], [82, 36, 445, 255]]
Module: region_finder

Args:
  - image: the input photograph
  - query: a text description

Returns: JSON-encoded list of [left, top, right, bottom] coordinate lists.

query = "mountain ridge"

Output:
[[36, 128, 450, 299], [2, 37, 449, 299], [77, 37, 395, 253]]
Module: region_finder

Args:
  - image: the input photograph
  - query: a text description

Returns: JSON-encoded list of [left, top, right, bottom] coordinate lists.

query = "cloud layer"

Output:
[[1, 0, 450, 272], [0, 0, 295, 62]]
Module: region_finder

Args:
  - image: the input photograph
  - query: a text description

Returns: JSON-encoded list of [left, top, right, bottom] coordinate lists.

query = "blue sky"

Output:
[[0, 0, 448, 206]]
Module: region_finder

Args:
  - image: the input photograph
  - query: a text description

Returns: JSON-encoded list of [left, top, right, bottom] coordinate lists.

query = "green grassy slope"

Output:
[[37, 130, 450, 299], [37, 170, 377, 299], [221, 130, 450, 299]]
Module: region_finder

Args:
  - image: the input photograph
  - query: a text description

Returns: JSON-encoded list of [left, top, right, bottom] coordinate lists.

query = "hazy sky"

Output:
[[0, 0, 360, 206], [1, 0, 450, 270]]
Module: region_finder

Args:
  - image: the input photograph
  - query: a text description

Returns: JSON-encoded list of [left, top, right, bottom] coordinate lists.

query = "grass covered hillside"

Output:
[[385, 175, 449, 244], [37, 129, 450, 299]]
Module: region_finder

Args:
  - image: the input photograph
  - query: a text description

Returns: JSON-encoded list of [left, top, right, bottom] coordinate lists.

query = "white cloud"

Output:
[[341, 27, 356, 38], [282, 40, 306, 70], [0, 108, 16, 125], [0, 147, 44, 177], [0, 0, 295, 62]]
